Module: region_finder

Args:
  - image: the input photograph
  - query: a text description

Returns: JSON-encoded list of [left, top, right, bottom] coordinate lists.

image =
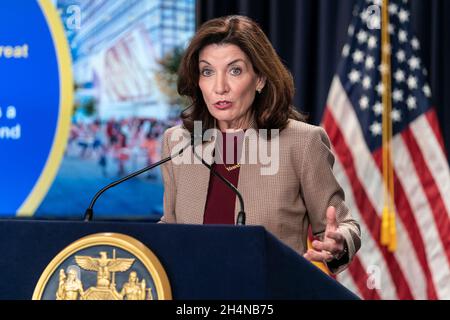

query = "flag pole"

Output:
[[380, 0, 397, 252]]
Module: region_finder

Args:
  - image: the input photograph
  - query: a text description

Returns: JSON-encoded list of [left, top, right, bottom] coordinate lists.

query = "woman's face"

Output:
[[198, 43, 265, 131]]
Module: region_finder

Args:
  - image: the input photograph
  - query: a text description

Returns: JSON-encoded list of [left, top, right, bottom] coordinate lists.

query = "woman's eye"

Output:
[[201, 69, 213, 76], [230, 67, 242, 76]]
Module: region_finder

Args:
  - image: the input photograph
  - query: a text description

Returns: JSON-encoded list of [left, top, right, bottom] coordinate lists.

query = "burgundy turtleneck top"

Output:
[[203, 131, 244, 224]]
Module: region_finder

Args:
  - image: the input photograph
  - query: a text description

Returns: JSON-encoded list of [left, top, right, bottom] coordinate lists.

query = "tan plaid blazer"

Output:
[[159, 119, 361, 273]]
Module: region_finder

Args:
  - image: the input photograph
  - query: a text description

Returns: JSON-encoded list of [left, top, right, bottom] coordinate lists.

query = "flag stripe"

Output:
[[333, 157, 395, 299], [373, 145, 439, 299], [346, 256, 382, 300], [411, 112, 450, 215], [323, 105, 414, 299], [401, 127, 450, 265], [326, 78, 385, 213], [425, 109, 447, 156], [391, 134, 450, 299]]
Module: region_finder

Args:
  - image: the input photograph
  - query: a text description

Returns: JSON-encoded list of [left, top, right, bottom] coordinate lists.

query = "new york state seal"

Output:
[[33, 233, 172, 300]]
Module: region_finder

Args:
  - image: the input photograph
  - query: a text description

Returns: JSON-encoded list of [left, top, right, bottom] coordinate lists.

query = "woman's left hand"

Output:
[[303, 206, 346, 263]]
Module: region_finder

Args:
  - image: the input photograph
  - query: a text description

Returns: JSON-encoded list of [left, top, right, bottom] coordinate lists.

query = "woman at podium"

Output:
[[159, 15, 361, 274]]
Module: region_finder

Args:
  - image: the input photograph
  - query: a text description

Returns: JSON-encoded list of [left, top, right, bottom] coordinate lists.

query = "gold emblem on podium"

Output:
[[33, 233, 171, 300]]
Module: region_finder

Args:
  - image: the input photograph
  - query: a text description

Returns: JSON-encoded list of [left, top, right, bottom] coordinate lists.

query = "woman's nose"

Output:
[[214, 74, 229, 94]]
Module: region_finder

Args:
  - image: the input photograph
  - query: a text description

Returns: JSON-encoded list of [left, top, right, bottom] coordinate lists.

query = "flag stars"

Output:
[[391, 108, 402, 122], [407, 76, 418, 90], [340, 5, 427, 133], [357, 30, 368, 44], [393, 89, 404, 102], [360, 10, 369, 23], [342, 44, 350, 57], [389, 3, 398, 15], [348, 25, 355, 37], [423, 84, 432, 97], [368, 36, 377, 49], [396, 50, 406, 62], [370, 121, 382, 136], [398, 30, 408, 43], [365, 56, 375, 69], [373, 101, 383, 115], [362, 76, 372, 89], [394, 70, 405, 82], [406, 96, 417, 110], [352, 50, 365, 64], [408, 56, 420, 70], [376, 83, 385, 95], [398, 9, 410, 23], [359, 95, 370, 110], [334, 4, 442, 160], [411, 37, 420, 50], [349, 69, 361, 83]]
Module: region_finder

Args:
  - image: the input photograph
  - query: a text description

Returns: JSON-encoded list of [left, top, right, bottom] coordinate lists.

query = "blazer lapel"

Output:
[[235, 162, 262, 224], [184, 139, 215, 224], [234, 123, 262, 223]]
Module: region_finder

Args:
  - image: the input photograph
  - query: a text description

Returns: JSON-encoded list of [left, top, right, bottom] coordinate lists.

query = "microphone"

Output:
[[191, 137, 246, 226], [83, 138, 193, 221]]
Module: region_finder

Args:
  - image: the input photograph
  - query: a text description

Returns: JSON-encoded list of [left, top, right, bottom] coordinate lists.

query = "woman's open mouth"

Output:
[[213, 100, 232, 110]]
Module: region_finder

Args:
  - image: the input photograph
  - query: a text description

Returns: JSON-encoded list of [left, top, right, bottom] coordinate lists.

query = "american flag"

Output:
[[322, 0, 450, 299]]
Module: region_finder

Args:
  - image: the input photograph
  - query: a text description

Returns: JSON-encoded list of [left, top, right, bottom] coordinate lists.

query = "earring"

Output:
[[256, 88, 261, 94]]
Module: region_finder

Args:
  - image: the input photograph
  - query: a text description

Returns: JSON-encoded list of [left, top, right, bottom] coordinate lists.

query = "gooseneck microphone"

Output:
[[84, 139, 193, 221], [191, 141, 246, 226]]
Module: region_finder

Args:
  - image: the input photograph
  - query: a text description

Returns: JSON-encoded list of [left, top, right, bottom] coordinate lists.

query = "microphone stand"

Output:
[[84, 139, 192, 221], [192, 146, 246, 226]]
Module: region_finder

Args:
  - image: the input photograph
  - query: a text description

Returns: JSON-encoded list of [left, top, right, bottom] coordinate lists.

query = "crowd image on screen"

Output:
[[66, 117, 180, 178]]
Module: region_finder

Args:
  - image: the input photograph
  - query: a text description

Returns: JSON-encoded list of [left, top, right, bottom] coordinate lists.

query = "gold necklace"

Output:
[[224, 163, 241, 171], [214, 118, 254, 171], [215, 137, 241, 171]]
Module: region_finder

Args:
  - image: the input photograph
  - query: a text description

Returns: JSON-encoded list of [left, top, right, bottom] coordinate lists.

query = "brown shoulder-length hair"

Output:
[[178, 15, 305, 133]]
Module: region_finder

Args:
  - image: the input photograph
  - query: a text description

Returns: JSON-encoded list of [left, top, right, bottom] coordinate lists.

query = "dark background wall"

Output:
[[196, 0, 450, 162]]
